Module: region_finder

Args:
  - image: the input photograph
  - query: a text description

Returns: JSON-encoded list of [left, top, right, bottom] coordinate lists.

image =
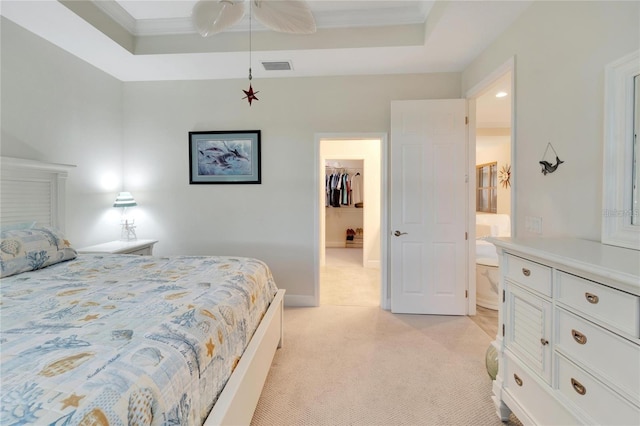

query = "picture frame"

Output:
[[189, 130, 261, 184]]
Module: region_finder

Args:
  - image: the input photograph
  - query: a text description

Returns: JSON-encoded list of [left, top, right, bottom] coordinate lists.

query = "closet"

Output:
[[318, 137, 382, 308], [325, 160, 364, 248]]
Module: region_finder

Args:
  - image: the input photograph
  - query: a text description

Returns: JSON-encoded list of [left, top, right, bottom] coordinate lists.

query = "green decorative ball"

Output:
[[485, 343, 499, 380]]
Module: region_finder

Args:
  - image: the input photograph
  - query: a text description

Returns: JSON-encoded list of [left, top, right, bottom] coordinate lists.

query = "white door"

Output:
[[390, 99, 467, 315]]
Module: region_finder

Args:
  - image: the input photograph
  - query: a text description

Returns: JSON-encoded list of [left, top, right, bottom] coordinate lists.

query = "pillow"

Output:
[[0, 221, 36, 233], [0, 226, 77, 278]]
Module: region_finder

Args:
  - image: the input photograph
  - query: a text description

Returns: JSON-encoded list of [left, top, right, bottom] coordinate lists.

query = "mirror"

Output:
[[602, 49, 640, 250]]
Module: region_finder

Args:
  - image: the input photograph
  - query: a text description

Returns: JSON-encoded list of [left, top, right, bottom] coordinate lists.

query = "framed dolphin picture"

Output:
[[189, 130, 261, 184]]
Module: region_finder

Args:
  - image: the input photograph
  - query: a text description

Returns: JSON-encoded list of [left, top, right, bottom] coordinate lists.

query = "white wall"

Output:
[[122, 75, 460, 303], [1, 19, 461, 304], [1, 16, 460, 304], [0, 18, 124, 245], [3, 1, 637, 302], [462, 1, 640, 240]]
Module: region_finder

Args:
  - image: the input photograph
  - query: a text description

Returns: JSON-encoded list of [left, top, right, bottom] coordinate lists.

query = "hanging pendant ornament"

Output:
[[539, 142, 564, 175], [242, 1, 259, 106], [243, 68, 259, 105]]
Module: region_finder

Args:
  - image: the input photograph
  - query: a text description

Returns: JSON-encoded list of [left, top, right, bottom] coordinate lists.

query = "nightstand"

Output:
[[78, 239, 158, 256]]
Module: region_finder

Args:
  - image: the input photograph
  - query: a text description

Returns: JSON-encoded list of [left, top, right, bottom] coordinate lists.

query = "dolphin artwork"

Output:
[[540, 142, 564, 175], [540, 156, 564, 175], [197, 139, 253, 176]]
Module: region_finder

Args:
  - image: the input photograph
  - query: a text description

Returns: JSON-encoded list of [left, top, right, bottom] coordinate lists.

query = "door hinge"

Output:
[[465, 232, 468, 240], [502, 324, 505, 336], [503, 290, 505, 303], [465, 290, 468, 298], [465, 116, 469, 125]]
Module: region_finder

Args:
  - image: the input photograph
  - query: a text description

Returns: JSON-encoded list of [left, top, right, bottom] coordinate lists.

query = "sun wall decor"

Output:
[[498, 164, 511, 188]]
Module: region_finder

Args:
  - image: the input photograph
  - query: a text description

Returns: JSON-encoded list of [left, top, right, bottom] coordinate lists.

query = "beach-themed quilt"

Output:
[[0, 254, 278, 425]]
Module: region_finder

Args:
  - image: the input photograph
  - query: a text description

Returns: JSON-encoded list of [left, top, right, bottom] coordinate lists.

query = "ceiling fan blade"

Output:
[[253, 0, 316, 34], [192, 0, 246, 37]]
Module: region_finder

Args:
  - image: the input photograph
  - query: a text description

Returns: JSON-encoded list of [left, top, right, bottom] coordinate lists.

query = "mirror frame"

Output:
[[602, 49, 640, 250]]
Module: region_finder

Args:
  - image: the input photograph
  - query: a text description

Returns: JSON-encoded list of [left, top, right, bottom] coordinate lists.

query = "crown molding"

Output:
[[91, 0, 136, 34], [90, 0, 430, 37], [136, 17, 197, 36]]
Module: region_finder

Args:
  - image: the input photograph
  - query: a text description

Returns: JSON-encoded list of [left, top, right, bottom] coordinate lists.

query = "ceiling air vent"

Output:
[[261, 61, 293, 71]]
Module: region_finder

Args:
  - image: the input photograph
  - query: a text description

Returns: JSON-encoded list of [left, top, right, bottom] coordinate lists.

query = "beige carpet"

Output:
[[320, 265, 380, 307], [251, 305, 521, 426], [320, 248, 380, 307]]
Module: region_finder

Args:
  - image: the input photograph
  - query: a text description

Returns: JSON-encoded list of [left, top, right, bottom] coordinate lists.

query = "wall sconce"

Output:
[[113, 191, 137, 240]]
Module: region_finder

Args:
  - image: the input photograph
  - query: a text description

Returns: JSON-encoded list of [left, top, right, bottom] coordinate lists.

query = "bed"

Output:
[[0, 157, 285, 425]]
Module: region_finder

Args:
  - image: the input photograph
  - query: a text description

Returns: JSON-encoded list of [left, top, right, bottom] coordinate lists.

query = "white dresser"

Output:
[[490, 237, 640, 425]]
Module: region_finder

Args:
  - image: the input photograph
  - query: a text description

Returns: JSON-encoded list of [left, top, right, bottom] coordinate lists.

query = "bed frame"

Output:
[[0, 156, 285, 425], [205, 289, 284, 425]]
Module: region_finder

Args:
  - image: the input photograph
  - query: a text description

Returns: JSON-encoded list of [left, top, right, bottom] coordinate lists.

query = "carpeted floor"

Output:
[[320, 248, 380, 307], [251, 305, 521, 426]]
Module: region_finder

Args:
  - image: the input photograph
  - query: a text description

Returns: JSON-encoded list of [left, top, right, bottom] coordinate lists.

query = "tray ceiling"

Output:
[[1, 0, 532, 82]]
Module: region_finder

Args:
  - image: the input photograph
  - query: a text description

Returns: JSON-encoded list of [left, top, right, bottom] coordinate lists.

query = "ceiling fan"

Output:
[[192, 0, 317, 36]]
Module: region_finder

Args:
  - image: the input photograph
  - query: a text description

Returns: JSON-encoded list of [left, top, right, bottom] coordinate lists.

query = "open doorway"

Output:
[[315, 135, 386, 308], [466, 60, 514, 336]]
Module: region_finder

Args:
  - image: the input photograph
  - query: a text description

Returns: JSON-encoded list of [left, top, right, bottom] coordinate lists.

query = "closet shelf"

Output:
[[326, 206, 362, 210]]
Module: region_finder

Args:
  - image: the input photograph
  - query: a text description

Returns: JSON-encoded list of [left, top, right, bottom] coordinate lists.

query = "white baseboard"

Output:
[[284, 294, 317, 307]]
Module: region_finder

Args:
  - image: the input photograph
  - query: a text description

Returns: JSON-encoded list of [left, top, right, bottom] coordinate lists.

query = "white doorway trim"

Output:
[[314, 133, 389, 309], [465, 56, 516, 315]]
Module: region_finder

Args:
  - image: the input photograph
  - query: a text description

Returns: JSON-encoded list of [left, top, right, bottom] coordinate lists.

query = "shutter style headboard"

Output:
[[1, 157, 75, 232]]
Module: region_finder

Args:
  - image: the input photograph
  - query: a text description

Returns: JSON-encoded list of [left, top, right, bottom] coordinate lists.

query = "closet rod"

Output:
[[325, 166, 362, 171]]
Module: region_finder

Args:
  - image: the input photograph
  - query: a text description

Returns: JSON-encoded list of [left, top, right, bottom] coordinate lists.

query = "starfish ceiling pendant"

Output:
[[242, 0, 258, 106], [242, 84, 259, 106]]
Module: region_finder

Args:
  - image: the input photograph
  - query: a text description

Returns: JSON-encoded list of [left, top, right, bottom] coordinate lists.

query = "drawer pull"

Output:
[[585, 292, 599, 304], [540, 338, 549, 345], [521, 268, 531, 277], [513, 374, 523, 386], [571, 378, 586, 395], [571, 329, 587, 345]]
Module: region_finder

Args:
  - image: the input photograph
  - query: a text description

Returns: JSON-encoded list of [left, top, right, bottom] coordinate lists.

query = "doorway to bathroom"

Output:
[[316, 135, 386, 308], [467, 60, 514, 335]]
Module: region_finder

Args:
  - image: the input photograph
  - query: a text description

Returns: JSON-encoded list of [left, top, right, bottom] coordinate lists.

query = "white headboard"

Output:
[[1, 157, 75, 232]]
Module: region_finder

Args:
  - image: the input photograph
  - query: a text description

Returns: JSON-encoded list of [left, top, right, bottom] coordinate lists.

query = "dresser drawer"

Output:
[[504, 254, 552, 296], [503, 351, 575, 425], [556, 354, 640, 425], [555, 308, 640, 404], [556, 271, 640, 337], [127, 247, 152, 256]]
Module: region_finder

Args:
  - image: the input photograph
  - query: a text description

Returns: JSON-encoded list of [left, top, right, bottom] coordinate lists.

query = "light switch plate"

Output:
[[525, 216, 543, 234]]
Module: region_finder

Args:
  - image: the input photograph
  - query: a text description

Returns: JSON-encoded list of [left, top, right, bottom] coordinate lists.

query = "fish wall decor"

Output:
[[540, 142, 564, 175]]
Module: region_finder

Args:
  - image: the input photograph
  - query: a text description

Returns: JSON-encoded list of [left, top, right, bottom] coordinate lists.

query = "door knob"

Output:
[[393, 230, 408, 237]]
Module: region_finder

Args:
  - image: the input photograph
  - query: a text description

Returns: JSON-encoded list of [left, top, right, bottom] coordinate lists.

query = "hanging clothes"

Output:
[[325, 168, 361, 208], [351, 172, 363, 205], [341, 173, 350, 205], [330, 173, 341, 207], [325, 174, 331, 207]]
